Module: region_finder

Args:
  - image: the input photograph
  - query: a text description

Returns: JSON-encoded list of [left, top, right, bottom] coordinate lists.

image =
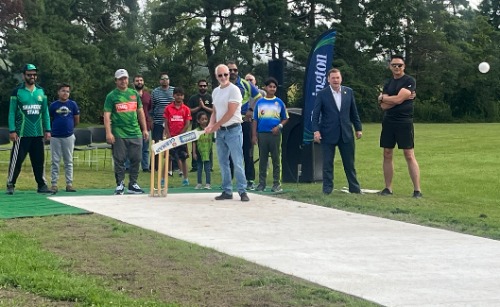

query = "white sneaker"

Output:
[[128, 183, 144, 194], [204, 184, 212, 190], [115, 181, 125, 195], [195, 184, 203, 189]]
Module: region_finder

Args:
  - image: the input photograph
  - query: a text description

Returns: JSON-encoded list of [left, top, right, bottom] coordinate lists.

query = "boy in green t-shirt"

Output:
[[103, 69, 149, 195]]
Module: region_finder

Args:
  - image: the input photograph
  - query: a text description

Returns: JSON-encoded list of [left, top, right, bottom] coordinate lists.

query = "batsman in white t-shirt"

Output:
[[205, 64, 249, 202]]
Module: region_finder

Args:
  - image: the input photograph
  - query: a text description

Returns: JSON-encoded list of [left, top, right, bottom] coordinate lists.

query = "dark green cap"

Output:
[[23, 64, 37, 72]]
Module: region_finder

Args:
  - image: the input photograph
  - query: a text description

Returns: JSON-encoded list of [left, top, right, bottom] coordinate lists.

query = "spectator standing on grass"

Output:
[[245, 73, 266, 98], [378, 55, 422, 198], [133, 74, 152, 173], [151, 72, 174, 171], [104, 69, 149, 195], [312, 68, 363, 195], [205, 64, 249, 202], [187, 79, 213, 173], [49, 83, 80, 193], [252, 77, 289, 193], [192, 111, 213, 190], [227, 61, 262, 190], [6, 63, 52, 195], [163, 87, 192, 186]]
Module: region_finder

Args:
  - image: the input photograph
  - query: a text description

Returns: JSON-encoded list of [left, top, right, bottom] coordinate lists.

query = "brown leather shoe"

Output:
[[66, 185, 77, 192], [51, 185, 58, 193]]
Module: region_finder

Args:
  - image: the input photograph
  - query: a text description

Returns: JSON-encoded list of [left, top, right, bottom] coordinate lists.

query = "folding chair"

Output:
[[0, 128, 12, 163], [73, 128, 98, 170], [88, 127, 113, 168]]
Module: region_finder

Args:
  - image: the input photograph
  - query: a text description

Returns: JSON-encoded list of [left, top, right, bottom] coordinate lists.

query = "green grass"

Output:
[[281, 123, 500, 239], [0, 123, 498, 306]]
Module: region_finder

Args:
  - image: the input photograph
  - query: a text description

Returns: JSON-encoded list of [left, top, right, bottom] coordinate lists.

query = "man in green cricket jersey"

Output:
[[104, 69, 149, 195], [6, 64, 52, 195]]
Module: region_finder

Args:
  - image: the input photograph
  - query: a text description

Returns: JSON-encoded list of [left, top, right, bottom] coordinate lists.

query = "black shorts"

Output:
[[152, 124, 164, 142], [379, 122, 414, 149], [170, 145, 188, 161]]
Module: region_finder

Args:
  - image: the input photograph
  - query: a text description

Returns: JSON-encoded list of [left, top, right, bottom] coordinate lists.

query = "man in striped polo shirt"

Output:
[[150, 72, 174, 170]]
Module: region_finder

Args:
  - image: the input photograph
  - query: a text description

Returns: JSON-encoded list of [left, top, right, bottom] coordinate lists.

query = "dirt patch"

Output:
[[0, 288, 75, 307]]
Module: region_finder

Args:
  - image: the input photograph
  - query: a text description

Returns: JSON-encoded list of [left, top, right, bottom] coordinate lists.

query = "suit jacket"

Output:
[[311, 85, 362, 144]]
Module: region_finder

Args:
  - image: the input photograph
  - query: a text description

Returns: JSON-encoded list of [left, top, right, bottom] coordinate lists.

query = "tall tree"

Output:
[[2, 0, 143, 122]]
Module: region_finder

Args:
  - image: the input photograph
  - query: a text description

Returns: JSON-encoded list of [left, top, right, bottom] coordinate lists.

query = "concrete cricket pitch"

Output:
[[51, 193, 500, 306]]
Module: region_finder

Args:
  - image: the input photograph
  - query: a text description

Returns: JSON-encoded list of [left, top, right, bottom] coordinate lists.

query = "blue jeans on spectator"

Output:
[[197, 159, 211, 184], [141, 135, 150, 170], [216, 125, 246, 194]]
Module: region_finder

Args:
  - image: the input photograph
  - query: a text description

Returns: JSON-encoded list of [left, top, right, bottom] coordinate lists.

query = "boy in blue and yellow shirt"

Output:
[[251, 77, 289, 193]]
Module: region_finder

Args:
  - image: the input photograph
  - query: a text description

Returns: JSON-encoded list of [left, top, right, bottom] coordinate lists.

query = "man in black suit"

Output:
[[312, 68, 363, 195]]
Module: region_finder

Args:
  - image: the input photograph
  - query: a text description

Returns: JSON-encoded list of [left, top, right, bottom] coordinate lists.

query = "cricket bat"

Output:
[[151, 129, 205, 155]]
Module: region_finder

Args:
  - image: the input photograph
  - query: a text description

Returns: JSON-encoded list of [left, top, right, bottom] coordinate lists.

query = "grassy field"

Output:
[[0, 123, 498, 306]]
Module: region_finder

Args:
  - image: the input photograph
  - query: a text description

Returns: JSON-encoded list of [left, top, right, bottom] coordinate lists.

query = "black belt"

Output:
[[219, 123, 241, 131]]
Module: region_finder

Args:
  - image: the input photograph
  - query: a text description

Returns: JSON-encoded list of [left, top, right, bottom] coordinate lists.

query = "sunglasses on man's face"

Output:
[[217, 73, 229, 78], [229, 69, 238, 73], [199, 85, 207, 88], [391, 64, 404, 68]]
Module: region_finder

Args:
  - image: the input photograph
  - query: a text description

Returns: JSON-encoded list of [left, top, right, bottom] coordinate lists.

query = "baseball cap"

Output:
[[23, 64, 37, 72], [114, 69, 129, 79]]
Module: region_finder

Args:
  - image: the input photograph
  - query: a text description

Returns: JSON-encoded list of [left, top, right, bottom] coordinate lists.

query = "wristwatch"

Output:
[[278, 123, 283, 129]]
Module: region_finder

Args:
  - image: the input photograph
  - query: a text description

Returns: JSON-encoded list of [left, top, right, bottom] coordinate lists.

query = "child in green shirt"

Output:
[[192, 112, 213, 189]]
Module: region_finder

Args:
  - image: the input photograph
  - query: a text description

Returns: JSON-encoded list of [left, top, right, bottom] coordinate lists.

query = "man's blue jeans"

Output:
[[216, 124, 247, 194]]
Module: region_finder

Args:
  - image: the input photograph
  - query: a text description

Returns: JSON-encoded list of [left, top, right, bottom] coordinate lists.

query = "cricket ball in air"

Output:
[[478, 62, 490, 73]]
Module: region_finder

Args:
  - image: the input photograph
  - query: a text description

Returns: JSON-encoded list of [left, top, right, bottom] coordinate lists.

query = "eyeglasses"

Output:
[[160, 77, 169, 80], [26, 73, 37, 77], [229, 69, 238, 73], [199, 85, 207, 87], [217, 73, 229, 78], [391, 64, 404, 68]]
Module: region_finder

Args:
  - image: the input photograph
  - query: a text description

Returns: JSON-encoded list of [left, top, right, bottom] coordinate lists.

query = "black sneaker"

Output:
[[6, 183, 14, 195], [379, 188, 393, 196], [246, 181, 255, 191], [255, 184, 266, 191], [240, 192, 250, 202], [412, 191, 423, 198], [271, 184, 283, 192], [189, 168, 197, 173], [115, 181, 125, 195], [142, 169, 151, 173], [128, 183, 144, 194], [37, 185, 54, 194], [215, 192, 233, 200]]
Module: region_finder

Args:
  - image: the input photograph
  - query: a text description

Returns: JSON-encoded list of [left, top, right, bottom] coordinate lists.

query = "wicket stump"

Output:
[[150, 140, 169, 197]]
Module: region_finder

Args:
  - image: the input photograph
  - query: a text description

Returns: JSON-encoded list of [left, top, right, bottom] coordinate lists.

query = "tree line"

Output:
[[0, 0, 498, 124]]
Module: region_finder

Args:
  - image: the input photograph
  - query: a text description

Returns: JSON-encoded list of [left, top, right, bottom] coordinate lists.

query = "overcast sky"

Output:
[[469, 0, 480, 8], [139, 0, 482, 10]]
